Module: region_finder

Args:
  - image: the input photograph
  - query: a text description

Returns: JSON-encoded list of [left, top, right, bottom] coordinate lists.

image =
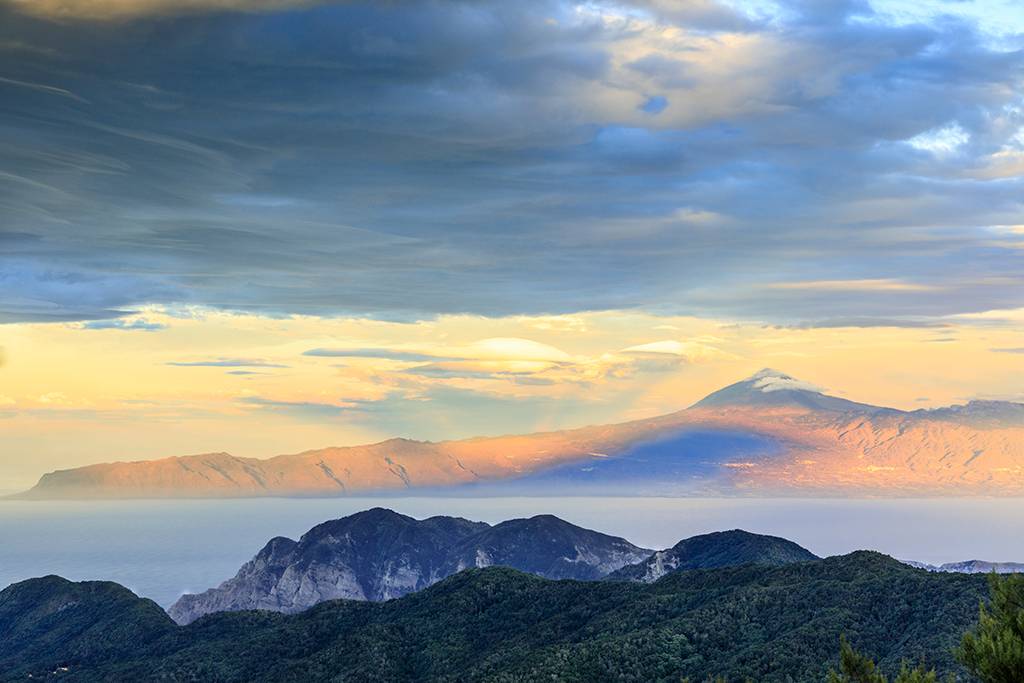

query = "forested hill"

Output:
[[606, 528, 819, 582], [0, 552, 986, 682]]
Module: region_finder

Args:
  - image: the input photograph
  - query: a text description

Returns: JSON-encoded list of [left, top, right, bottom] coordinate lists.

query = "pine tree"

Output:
[[957, 572, 1024, 683], [829, 636, 944, 683]]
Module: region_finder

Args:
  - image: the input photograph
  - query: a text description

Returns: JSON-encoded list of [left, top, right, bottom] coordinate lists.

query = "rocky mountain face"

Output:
[[168, 508, 488, 624], [446, 514, 650, 580], [607, 529, 819, 583], [17, 369, 1024, 498], [167, 508, 651, 624]]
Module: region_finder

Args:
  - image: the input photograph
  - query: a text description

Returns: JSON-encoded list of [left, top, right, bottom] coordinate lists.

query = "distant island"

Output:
[[15, 370, 1024, 499]]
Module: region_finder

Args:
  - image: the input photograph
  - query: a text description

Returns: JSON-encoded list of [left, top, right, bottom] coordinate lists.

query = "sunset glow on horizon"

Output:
[[4, 305, 1024, 489], [1, 0, 1023, 490]]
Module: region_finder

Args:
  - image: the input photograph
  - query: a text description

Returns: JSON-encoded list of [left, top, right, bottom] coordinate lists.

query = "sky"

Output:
[[0, 0, 1023, 489]]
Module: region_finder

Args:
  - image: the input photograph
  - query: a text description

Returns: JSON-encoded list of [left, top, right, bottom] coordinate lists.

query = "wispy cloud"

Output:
[[303, 348, 453, 363], [237, 395, 369, 420], [621, 340, 731, 361], [166, 358, 289, 368], [784, 318, 950, 330], [765, 279, 940, 293], [402, 363, 553, 381], [81, 318, 167, 331], [305, 338, 571, 363], [0, 75, 88, 102], [1, 0, 326, 19]]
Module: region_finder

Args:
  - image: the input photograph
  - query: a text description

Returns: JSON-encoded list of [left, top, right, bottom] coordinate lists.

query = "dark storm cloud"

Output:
[[0, 0, 1022, 325]]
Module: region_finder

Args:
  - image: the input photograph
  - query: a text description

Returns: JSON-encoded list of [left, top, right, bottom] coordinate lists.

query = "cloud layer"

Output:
[[0, 0, 1022, 325], [2, 0, 322, 19]]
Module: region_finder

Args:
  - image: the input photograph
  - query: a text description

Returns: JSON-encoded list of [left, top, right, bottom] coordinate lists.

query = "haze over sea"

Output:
[[0, 497, 1022, 608]]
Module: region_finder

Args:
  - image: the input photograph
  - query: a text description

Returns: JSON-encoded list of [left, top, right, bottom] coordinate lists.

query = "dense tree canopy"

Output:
[[0, 552, 991, 682], [958, 573, 1024, 683]]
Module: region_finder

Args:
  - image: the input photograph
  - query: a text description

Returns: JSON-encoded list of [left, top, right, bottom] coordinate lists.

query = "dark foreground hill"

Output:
[[0, 552, 986, 682]]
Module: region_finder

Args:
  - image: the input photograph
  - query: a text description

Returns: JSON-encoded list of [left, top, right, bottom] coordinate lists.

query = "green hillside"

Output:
[[0, 553, 987, 682], [607, 528, 819, 581]]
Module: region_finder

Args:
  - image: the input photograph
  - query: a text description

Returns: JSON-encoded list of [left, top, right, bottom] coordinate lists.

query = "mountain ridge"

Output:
[[15, 369, 1024, 498], [167, 508, 653, 624]]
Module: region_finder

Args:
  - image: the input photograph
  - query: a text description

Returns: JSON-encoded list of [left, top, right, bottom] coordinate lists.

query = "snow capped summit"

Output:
[[693, 369, 875, 413], [747, 369, 825, 394], [747, 368, 790, 381]]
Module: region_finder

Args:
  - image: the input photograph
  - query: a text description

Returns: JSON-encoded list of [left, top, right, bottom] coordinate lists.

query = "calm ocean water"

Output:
[[1, 497, 1022, 607]]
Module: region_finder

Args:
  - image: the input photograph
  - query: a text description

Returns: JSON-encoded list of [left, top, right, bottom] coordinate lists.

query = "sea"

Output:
[[1, 496, 1022, 607]]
